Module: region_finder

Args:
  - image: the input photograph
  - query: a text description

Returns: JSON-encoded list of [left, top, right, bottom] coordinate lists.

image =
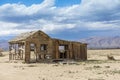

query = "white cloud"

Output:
[[0, 0, 120, 36], [85, 21, 120, 30], [0, 21, 19, 29]]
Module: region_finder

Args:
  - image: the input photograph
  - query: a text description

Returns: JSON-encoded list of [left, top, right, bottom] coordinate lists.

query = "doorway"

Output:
[[59, 45, 68, 59], [30, 43, 36, 62]]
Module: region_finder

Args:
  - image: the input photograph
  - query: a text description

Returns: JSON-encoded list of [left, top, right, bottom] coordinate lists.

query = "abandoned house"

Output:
[[9, 30, 87, 63]]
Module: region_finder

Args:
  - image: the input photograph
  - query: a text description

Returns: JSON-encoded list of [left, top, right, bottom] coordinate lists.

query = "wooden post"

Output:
[[22, 43, 24, 60], [21, 50, 23, 60], [25, 41, 30, 63], [76, 43, 79, 59], [18, 43, 20, 59], [80, 45, 83, 60], [71, 43, 74, 59], [55, 41, 59, 59], [52, 42, 56, 59], [69, 43, 72, 59], [79, 44, 82, 60], [72, 44, 74, 59], [81, 44, 86, 60], [9, 43, 12, 61], [84, 44, 87, 60], [77, 43, 80, 59], [35, 43, 40, 61], [73, 43, 77, 59], [11, 44, 13, 60], [66, 45, 69, 59], [14, 44, 17, 60], [77, 44, 79, 59]]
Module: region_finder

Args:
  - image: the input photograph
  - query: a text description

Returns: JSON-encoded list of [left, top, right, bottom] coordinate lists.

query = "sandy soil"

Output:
[[0, 49, 120, 80]]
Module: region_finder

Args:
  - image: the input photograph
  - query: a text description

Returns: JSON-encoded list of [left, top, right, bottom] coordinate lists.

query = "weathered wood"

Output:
[[25, 41, 30, 63], [69, 43, 73, 59], [36, 43, 40, 61], [55, 41, 59, 59], [9, 30, 87, 63], [84, 44, 87, 60], [77, 44, 80, 59]]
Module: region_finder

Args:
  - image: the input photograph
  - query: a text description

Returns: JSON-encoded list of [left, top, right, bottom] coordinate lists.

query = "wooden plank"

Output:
[[69, 43, 73, 59], [55, 41, 59, 59], [36, 43, 40, 61], [84, 44, 87, 60], [25, 41, 30, 63], [77, 44, 80, 59], [80, 45, 83, 60]]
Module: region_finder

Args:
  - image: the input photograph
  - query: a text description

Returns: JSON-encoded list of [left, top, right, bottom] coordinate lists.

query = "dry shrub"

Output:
[[107, 55, 115, 60], [0, 48, 4, 56], [105, 66, 110, 68], [0, 52, 3, 56], [93, 65, 102, 68], [27, 64, 37, 67], [88, 78, 105, 80]]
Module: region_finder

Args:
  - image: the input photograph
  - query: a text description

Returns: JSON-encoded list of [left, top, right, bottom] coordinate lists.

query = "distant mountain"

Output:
[[80, 36, 120, 49], [0, 39, 9, 50], [0, 36, 15, 51], [1, 36, 120, 50]]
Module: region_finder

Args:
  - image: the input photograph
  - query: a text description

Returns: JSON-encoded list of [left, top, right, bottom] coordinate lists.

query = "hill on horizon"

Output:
[[79, 36, 120, 49], [1, 36, 120, 50]]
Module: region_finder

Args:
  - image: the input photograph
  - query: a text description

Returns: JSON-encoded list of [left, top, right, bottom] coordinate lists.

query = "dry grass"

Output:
[[27, 64, 37, 67]]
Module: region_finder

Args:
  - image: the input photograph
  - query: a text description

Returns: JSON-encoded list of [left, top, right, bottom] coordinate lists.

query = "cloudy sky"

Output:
[[0, 0, 120, 40]]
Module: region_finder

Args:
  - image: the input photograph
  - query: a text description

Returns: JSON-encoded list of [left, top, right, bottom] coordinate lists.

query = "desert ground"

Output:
[[0, 49, 120, 80]]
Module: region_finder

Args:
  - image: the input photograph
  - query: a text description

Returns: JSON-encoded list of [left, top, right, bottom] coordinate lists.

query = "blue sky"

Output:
[[0, 0, 120, 40], [0, 0, 44, 6], [0, 0, 81, 6]]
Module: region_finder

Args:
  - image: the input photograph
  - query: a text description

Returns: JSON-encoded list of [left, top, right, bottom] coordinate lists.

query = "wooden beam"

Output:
[[36, 43, 40, 61], [25, 41, 30, 63], [55, 41, 59, 59], [84, 44, 87, 60]]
